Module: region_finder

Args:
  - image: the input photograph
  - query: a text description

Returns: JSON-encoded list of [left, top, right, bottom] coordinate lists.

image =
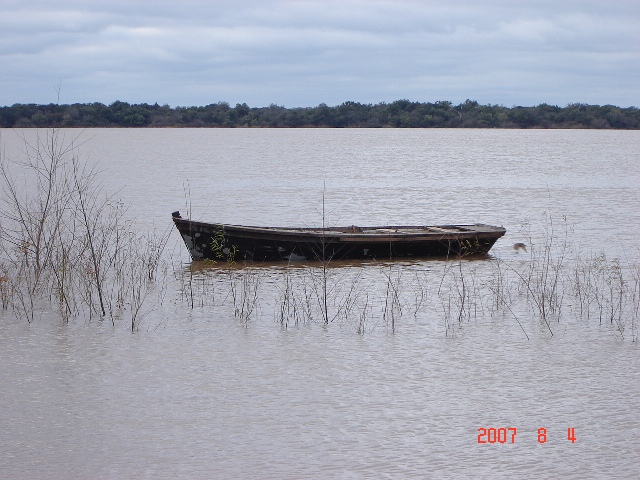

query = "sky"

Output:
[[1, 0, 638, 108]]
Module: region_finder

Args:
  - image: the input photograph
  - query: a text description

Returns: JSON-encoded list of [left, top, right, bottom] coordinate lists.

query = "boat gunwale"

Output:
[[172, 217, 506, 241]]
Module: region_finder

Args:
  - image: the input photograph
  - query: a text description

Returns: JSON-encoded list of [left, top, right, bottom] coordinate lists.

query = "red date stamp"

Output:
[[477, 427, 517, 444], [477, 427, 577, 444]]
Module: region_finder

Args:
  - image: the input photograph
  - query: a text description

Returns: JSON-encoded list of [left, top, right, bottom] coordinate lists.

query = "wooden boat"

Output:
[[172, 211, 506, 262]]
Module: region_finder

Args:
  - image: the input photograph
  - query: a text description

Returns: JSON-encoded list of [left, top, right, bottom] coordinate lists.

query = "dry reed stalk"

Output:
[[0, 128, 168, 327]]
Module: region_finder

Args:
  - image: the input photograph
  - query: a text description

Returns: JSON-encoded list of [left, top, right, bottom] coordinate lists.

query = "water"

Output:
[[72, 128, 640, 257], [1, 128, 639, 478]]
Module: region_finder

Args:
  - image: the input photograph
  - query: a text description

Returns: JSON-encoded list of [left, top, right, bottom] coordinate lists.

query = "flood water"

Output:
[[1, 128, 639, 479]]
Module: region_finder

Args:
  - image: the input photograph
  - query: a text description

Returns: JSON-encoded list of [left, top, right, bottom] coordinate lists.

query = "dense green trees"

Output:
[[0, 100, 638, 129]]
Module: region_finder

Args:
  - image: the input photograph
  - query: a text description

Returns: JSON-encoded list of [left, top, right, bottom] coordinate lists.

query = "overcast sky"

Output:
[[1, 0, 638, 108]]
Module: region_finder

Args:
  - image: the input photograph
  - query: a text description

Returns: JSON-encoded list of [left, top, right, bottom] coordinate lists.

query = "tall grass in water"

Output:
[[174, 214, 639, 342], [229, 266, 262, 325], [507, 216, 570, 335], [0, 129, 169, 330], [273, 262, 372, 330], [569, 252, 638, 340]]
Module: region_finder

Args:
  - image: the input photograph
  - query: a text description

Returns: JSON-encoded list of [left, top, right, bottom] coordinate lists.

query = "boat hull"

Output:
[[172, 213, 506, 262]]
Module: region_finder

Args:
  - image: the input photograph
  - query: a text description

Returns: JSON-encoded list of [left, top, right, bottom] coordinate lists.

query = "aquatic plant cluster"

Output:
[[0, 129, 170, 330], [174, 237, 640, 341], [0, 130, 638, 340]]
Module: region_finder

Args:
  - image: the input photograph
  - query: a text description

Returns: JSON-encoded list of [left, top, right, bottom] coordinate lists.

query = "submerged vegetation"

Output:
[[2, 100, 639, 129], [0, 129, 638, 340], [0, 129, 170, 330], [172, 231, 639, 342]]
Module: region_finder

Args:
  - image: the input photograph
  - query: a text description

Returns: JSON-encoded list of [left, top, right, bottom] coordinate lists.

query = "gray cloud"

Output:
[[1, 0, 638, 107]]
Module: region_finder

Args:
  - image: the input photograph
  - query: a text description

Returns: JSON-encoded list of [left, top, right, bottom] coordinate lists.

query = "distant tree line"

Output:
[[1, 99, 638, 129]]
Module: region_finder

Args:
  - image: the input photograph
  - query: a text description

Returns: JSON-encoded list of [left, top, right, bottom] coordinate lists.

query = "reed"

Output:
[[568, 252, 638, 340], [631, 264, 640, 342], [174, 243, 638, 341], [112, 207, 638, 341], [276, 264, 297, 328], [275, 264, 323, 327], [0, 128, 169, 329], [382, 265, 403, 333], [409, 269, 429, 318], [229, 265, 262, 325]]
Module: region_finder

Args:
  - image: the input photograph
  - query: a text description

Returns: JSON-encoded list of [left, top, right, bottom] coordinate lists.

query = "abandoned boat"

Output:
[[172, 211, 506, 262]]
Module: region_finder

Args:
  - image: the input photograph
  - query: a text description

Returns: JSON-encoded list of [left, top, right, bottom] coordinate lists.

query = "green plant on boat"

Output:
[[209, 226, 238, 264]]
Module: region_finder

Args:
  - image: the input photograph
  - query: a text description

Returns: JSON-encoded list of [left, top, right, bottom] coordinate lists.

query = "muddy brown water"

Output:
[[1, 128, 639, 478]]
